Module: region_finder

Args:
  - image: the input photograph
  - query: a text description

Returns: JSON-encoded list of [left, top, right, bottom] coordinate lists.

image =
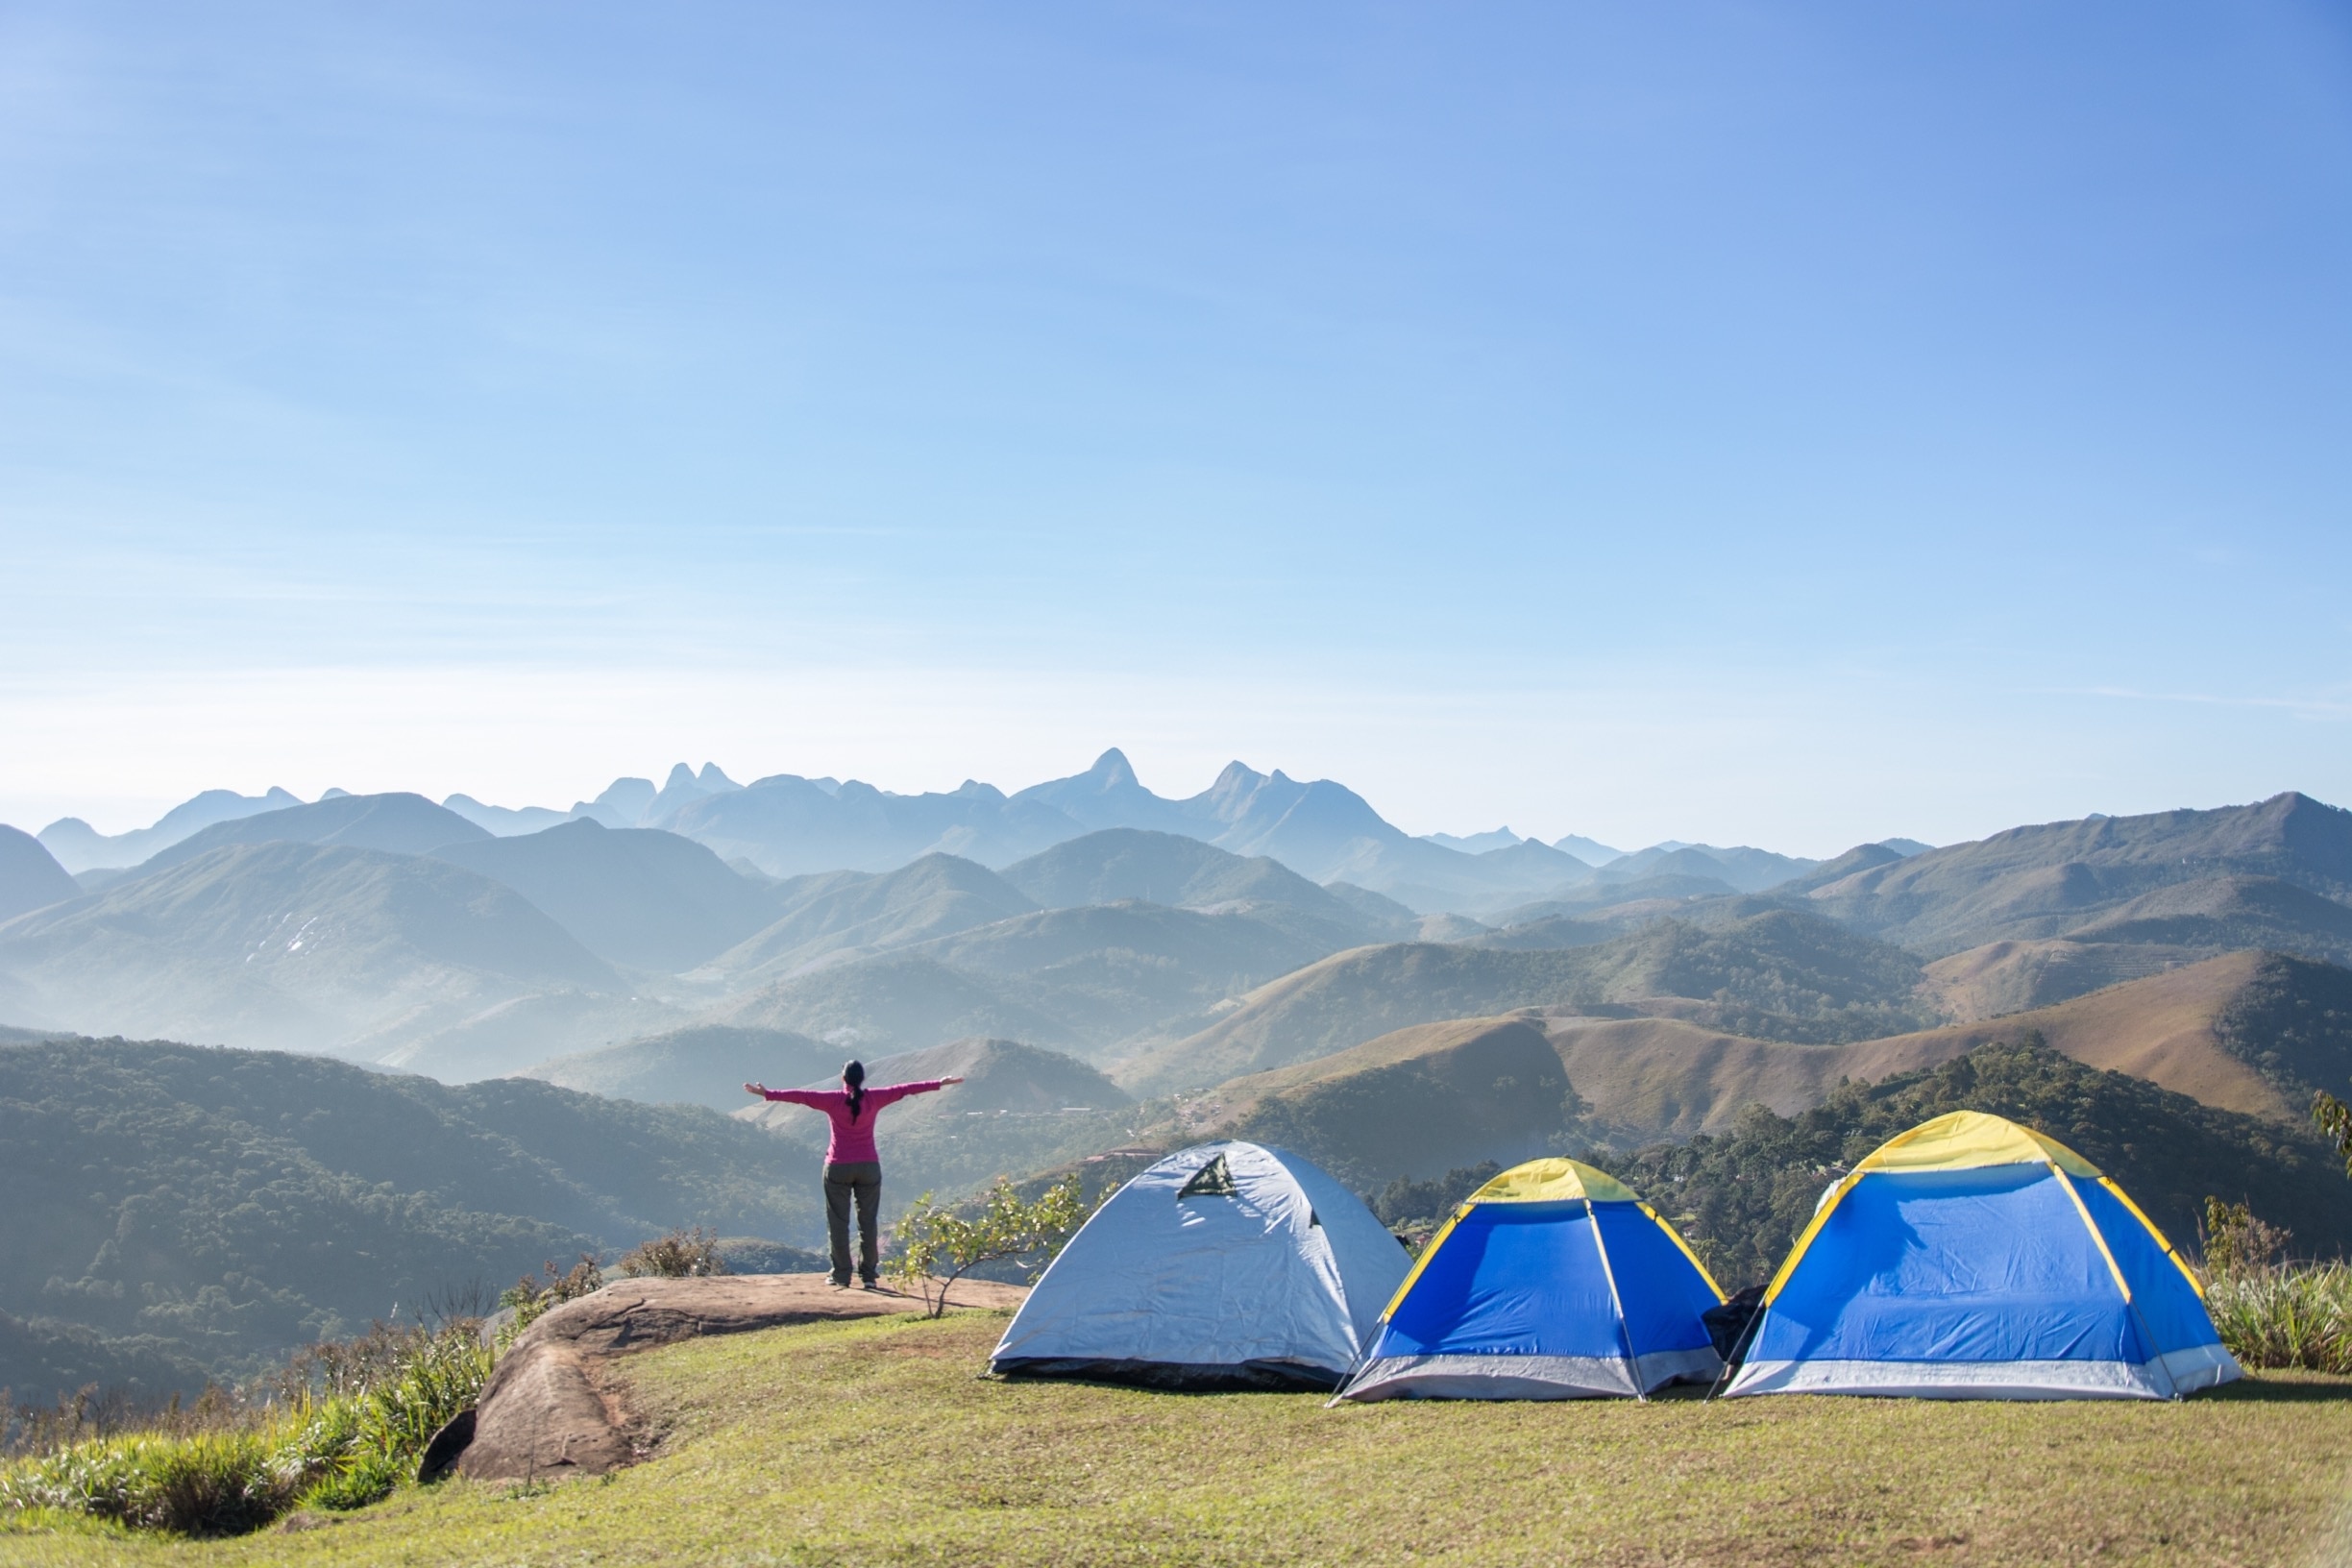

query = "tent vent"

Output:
[[1178, 1153, 1238, 1199]]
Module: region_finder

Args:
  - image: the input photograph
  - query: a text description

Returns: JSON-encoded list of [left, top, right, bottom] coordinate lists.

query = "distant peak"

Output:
[[697, 763, 740, 790], [663, 764, 698, 789], [320, 788, 351, 800], [1089, 747, 1138, 785]]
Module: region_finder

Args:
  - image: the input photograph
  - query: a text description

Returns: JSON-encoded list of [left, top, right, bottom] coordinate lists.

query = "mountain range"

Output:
[[4, 776, 2351, 1089], [24, 750, 1835, 916], [9, 769, 2352, 1402]]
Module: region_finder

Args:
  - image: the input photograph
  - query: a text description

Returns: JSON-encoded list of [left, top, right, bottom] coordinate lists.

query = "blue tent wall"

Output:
[[1726, 1113, 2240, 1401], [1335, 1161, 1722, 1402], [1746, 1166, 2139, 1367], [1379, 1201, 1631, 1361]]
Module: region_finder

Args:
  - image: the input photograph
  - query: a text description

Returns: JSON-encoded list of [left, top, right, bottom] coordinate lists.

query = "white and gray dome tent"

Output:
[[991, 1141, 1410, 1390]]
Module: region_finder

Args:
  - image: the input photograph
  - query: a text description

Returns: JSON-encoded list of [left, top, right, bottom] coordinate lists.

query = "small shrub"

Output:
[[2202, 1196, 2291, 1280], [298, 1447, 405, 1512], [889, 1176, 1090, 1318], [618, 1227, 729, 1279], [500, 1254, 605, 1335]]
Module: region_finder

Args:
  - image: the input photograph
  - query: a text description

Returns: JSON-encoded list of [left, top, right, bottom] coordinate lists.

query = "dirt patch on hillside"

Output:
[[1864, 951, 2284, 1118], [452, 1273, 1026, 1482], [1540, 950, 2288, 1141]]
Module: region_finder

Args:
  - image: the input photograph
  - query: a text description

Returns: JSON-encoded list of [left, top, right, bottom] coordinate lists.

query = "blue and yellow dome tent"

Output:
[[1724, 1111, 2241, 1400], [1333, 1159, 1726, 1401]]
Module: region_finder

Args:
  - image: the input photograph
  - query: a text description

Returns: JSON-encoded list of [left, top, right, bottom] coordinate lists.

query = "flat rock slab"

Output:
[[455, 1273, 1027, 1482]]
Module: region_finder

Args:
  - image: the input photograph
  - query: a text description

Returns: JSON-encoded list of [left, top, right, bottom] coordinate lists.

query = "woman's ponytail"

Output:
[[843, 1059, 867, 1122]]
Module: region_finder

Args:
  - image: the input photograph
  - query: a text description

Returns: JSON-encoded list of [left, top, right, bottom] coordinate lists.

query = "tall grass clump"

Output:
[[2199, 1197, 2352, 1375], [0, 1316, 493, 1537]]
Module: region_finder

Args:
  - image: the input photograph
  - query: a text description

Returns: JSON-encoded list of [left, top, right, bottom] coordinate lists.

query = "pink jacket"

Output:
[[759, 1080, 945, 1164]]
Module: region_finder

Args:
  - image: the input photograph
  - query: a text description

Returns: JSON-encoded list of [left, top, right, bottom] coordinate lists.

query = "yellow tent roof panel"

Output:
[[1467, 1158, 1641, 1205], [1852, 1111, 2100, 1177]]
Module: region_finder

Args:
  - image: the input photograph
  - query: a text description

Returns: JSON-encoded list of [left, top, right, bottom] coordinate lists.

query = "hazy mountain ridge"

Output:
[[716, 954, 1082, 1056], [0, 843, 623, 1061], [12, 753, 1829, 931], [1803, 792, 2352, 955], [998, 827, 1360, 922], [521, 1024, 843, 1111], [0, 825, 81, 922], [134, 792, 490, 875], [430, 818, 786, 972], [36, 788, 303, 873], [702, 854, 1041, 986]]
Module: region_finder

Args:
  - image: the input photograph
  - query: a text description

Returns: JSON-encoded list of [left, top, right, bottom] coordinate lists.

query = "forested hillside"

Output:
[[1598, 1041, 2352, 1288], [0, 1037, 824, 1399]]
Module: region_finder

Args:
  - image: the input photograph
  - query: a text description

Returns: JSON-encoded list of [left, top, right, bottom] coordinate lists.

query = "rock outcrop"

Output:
[[453, 1273, 1027, 1482]]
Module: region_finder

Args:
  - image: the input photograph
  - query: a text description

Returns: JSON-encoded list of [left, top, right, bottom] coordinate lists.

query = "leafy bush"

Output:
[[619, 1227, 729, 1279], [499, 1254, 605, 1335], [298, 1446, 408, 1512], [889, 1177, 1090, 1317], [2201, 1196, 2291, 1280]]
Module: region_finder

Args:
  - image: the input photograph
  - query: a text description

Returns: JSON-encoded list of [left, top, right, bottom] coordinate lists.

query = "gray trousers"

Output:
[[822, 1161, 883, 1285]]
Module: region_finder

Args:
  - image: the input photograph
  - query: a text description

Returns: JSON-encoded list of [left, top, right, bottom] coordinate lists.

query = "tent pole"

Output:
[[1584, 1199, 1648, 1401], [2053, 1164, 2181, 1401]]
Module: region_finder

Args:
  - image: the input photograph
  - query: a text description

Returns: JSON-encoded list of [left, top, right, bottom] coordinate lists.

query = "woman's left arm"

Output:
[[870, 1077, 963, 1108]]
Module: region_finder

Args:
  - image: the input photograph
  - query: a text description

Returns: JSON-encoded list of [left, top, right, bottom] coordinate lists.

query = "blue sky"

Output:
[[3, 2, 2348, 854]]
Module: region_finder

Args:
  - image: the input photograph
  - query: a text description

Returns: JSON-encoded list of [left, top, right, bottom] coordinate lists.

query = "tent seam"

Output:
[[1582, 1197, 1647, 1401]]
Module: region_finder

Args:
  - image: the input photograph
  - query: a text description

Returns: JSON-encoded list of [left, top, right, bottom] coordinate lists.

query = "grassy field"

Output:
[[8, 1310, 2352, 1567]]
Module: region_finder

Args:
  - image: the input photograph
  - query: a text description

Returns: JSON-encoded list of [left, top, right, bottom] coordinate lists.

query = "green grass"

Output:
[[7, 1311, 2352, 1566]]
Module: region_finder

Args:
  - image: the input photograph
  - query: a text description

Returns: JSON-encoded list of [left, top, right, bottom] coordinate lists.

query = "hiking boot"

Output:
[[827, 1278, 851, 1289]]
